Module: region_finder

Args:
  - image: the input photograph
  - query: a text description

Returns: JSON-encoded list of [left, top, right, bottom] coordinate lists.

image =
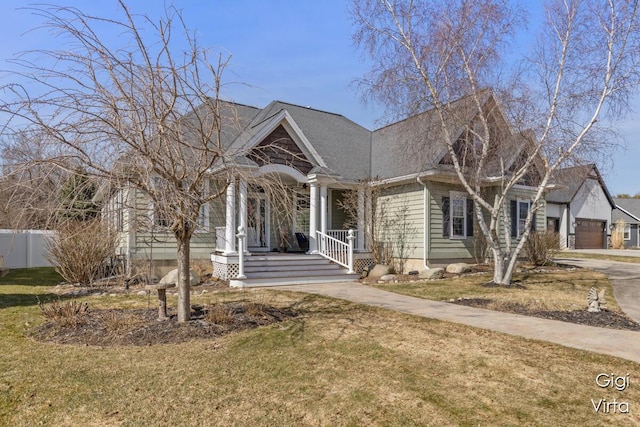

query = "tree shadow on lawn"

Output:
[[0, 267, 62, 287], [0, 267, 67, 309], [0, 292, 72, 310]]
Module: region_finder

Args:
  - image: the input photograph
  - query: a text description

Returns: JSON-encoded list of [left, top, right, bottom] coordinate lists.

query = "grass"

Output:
[[373, 268, 622, 313], [0, 268, 639, 426], [0, 268, 63, 310], [557, 251, 640, 264]]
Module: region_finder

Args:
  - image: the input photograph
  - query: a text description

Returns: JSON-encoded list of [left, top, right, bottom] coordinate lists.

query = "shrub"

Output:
[[205, 303, 235, 325], [38, 299, 89, 328], [611, 220, 626, 249], [45, 219, 119, 286], [524, 231, 561, 266]]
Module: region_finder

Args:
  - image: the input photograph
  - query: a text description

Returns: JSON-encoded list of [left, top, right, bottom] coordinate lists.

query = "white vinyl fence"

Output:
[[0, 230, 55, 268]]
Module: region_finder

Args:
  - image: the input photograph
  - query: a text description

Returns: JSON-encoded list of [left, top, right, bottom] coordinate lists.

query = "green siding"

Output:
[[427, 183, 475, 259], [376, 182, 424, 260], [126, 183, 221, 261]]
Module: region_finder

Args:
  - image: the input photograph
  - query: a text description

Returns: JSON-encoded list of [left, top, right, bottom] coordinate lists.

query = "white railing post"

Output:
[[236, 226, 246, 279], [347, 229, 355, 274], [224, 178, 237, 254]]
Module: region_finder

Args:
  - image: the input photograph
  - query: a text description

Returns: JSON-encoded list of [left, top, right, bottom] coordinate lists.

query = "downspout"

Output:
[[417, 176, 430, 270], [566, 202, 571, 249]]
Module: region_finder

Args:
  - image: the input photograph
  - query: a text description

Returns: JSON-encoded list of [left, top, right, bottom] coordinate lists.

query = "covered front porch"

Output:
[[210, 165, 374, 285]]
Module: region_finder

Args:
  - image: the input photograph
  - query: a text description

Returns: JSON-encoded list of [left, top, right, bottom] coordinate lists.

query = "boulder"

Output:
[[368, 264, 394, 278], [380, 274, 397, 281], [419, 268, 445, 279], [446, 263, 471, 274], [159, 269, 201, 286]]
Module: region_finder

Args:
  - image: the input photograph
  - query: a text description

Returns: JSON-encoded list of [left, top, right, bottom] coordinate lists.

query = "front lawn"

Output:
[[373, 267, 618, 312], [0, 268, 639, 426], [556, 251, 640, 264], [371, 267, 640, 330]]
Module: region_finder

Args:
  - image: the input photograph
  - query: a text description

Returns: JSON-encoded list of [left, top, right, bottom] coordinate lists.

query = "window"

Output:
[[442, 192, 474, 239], [510, 199, 534, 238], [107, 191, 124, 232], [294, 192, 310, 233], [152, 205, 171, 229], [624, 224, 631, 241], [196, 203, 210, 232], [451, 194, 466, 238], [518, 200, 530, 237]]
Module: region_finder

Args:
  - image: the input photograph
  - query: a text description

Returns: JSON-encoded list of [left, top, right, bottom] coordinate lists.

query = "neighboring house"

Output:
[[545, 164, 615, 249], [612, 198, 640, 248], [104, 91, 547, 286]]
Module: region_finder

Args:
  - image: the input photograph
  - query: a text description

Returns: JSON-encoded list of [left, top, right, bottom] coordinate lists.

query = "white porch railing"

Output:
[[327, 229, 359, 250], [316, 229, 355, 273]]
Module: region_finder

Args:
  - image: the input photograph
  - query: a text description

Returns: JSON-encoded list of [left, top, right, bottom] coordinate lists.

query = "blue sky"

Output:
[[0, 1, 637, 195]]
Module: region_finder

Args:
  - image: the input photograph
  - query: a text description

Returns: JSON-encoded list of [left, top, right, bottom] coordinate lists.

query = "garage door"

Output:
[[575, 219, 605, 249]]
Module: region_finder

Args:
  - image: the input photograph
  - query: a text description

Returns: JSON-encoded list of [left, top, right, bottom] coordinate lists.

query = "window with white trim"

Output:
[[450, 191, 467, 238], [517, 199, 531, 237], [624, 224, 631, 241], [442, 192, 474, 239], [107, 191, 124, 232]]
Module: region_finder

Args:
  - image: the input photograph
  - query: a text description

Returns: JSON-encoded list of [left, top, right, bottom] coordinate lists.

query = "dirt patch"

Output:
[[451, 298, 640, 331], [32, 302, 298, 346]]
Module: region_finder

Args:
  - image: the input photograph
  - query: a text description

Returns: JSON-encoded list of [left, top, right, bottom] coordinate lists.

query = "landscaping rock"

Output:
[[408, 270, 419, 275], [368, 264, 394, 278], [159, 269, 201, 286], [137, 290, 147, 296], [126, 273, 159, 285], [380, 274, 397, 281], [446, 263, 471, 274], [419, 268, 445, 279]]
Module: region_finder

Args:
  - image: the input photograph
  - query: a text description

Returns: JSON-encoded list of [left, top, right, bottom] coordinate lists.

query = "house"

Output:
[[545, 164, 615, 249], [612, 198, 640, 248], [105, 91, 547, 286]]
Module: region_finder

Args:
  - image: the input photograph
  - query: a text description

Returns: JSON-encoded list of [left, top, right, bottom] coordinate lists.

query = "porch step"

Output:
[[230, 254, 360, 288], [244, 263, 338, 273]]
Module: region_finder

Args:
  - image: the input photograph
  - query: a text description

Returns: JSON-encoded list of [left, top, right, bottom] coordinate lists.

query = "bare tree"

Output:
[[0, 130, 69, 229], [0, 2, 257, 321], [351, 0, 640, 285]]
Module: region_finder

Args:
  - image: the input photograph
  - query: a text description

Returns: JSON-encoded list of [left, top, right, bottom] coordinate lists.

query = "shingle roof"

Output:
[[369, 90, 532, 180], [195, 91, 539, 184], [613, 198, 640, 224], [546, 164, 614, 207], [251, 102, 372, 182], [217, 100, 371, 182]]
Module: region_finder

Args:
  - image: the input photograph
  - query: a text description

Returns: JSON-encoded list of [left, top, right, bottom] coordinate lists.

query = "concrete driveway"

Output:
[[554, 253, 640, 323]]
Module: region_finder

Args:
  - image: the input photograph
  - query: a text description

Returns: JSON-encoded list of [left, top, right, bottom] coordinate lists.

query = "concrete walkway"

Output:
[[280, 281, 640, 364], [554, 255, 640, 324]]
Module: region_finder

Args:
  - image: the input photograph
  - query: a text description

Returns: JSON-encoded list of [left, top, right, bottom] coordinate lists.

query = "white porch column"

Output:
[[357, 187, 365, 252], [320, 185, 328, 235], [308, 181, 318, 253], [224, 178, 236, 254], [238, 179, 249, 255], [365, 187, 373, 251]]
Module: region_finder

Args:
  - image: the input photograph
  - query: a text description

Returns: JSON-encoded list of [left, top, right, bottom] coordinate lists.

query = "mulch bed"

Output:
[[451, 298, 640, 331], [32, 302, 298, 346]]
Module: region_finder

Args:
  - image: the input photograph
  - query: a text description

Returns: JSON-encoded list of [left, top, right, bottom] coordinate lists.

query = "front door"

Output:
[[247, 195, 269, 250]]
